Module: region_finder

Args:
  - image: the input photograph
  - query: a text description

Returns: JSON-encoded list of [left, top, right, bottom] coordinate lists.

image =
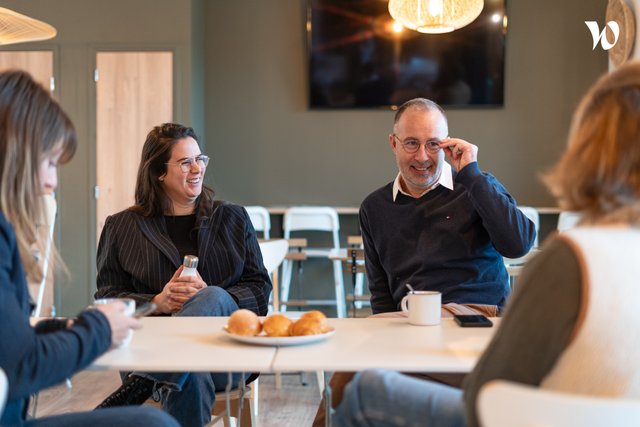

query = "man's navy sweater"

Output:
[[360, 162, 536, 314]]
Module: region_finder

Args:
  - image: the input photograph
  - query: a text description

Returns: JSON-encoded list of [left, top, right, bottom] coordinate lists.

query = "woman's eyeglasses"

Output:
[[166, 155, 210, 173]]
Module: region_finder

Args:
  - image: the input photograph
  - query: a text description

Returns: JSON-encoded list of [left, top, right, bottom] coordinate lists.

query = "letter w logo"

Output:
[[585, 21, 620, 50]]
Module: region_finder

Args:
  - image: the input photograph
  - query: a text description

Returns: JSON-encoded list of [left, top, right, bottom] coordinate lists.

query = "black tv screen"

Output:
[[307, 0, 507, 109]]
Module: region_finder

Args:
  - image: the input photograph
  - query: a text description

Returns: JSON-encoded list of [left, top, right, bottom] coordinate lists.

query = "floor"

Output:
[[32, 370, 324, 427]]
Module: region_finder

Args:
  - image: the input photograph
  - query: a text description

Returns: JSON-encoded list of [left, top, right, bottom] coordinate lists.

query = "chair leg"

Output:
[[280, 259, 293, 312], [354, 271, 364, 310], [210, 380, 256, 427], [240, 399, 255, 427], [250, 377, 259, 419], [271, 268, 280, 313], [275, 372, 282, 389], [316, 370, 325, 396], [332, 260, 346, 318], [222, 417, 236, 427]]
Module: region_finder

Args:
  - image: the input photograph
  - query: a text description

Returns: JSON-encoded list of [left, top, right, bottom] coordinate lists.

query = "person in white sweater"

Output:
[[332, 60, 640, 427]]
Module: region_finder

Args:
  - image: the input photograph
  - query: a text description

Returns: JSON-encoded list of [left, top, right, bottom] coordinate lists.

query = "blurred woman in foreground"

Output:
[[0, 70, 178, 427]]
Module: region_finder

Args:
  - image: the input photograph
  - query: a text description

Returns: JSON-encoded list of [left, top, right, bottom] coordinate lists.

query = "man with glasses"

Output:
[[313, 99, 537, 427], [363, 97, 536, 316]]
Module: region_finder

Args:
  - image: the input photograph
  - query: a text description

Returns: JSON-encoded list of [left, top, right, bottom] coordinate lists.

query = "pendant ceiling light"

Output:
[[388, 0, 484, 34], [0, 7, 56, 45]]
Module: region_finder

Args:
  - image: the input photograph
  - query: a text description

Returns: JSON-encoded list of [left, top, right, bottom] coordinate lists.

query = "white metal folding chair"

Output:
[[258, 239, 288, 313], [478, 379, 640, 427], [280, 207, 346, 318], [245, 206, 271, 240], [504, 206, 540, 287], [516, 205, 539, 248]]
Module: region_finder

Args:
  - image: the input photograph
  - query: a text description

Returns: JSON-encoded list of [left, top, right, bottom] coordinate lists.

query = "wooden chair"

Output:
[[147, 379, 258, 427], [478, 379, 640, 427]]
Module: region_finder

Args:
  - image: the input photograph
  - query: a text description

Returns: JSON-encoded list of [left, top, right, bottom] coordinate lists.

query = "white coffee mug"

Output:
[[94, 298, 136, 347], [400, 291, 441, 326]]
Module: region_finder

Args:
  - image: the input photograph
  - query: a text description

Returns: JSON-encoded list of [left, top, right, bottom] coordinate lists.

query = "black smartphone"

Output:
[[133, 302, 157, 318], [453, 314, 493, 327]]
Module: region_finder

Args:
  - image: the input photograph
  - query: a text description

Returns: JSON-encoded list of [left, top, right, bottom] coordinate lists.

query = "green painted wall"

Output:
[[205, 0, 607, 208], [0, 0, 201, 315], [0, 0, 608, 315]]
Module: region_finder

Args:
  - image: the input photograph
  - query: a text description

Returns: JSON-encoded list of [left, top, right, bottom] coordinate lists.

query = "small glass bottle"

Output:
[[179, 255, 198, 277]]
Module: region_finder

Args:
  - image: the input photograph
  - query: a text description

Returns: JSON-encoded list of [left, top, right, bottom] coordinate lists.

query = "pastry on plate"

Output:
[[300, 310, 331, 333], [263, 314, 293, 337], [227, 309, 262, 336], [289, 317, 324, 336]]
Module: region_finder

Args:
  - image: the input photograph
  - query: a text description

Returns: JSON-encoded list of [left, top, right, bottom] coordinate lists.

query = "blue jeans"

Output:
[[333, 369, 467, 427], [131, 287, 242, 427], [23, 406, 178, 427]]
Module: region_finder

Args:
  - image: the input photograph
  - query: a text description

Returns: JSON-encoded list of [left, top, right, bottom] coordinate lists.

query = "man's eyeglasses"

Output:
[[393, 134, 442, 154], [166, 155, 210, 173]]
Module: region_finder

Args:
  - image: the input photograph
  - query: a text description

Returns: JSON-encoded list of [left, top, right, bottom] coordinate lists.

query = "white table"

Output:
[[91, 316, 497, 374], [91, 317, 276, 372], [90, 316, 498, 427], [273, 317, 498, 373]]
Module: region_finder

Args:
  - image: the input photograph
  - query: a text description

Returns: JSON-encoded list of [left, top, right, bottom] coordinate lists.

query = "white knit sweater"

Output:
[[541, 226, 640, 397]]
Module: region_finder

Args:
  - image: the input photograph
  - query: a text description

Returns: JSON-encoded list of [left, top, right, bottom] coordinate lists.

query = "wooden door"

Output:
[[0, 51, 55, 315], [95, 52, 173, 240], [0, 51, 53, 90]]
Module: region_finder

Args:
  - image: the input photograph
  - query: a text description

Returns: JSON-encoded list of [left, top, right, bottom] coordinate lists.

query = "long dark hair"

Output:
[[131, 123, 214, 217]]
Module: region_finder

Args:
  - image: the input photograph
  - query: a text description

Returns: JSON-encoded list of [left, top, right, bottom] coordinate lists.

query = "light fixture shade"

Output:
[[388, 0, 484, 34], [0, 7, 56, 46]]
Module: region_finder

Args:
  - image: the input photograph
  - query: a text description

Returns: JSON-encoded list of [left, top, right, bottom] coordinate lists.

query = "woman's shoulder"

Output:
[[0, 210, 10, 230], [104, 208, 144, 228], [0, 210, 15, 241], [213, 201, 249, 223]]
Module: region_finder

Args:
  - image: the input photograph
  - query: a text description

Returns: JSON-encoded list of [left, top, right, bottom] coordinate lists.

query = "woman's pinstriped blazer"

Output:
[[94, 201, 271, 316]]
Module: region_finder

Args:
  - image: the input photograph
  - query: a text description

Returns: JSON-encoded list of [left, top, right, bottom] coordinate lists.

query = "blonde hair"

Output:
[[0, 71, 77, 280], [544, 61, 640, 225]]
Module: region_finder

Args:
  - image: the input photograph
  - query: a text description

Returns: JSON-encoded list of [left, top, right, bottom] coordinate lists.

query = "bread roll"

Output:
[[227, 309, 262, 336], [300, 310, 326, 321], [263, 314, 292, 337], [300, 310, 331, 333], [289, 317, 324, 336]]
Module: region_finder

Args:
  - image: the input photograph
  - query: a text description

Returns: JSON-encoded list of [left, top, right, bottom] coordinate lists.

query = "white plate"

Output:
[[223, 327, 335, 347]]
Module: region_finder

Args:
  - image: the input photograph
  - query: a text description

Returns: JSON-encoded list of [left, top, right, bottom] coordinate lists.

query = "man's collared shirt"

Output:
[[392, 162, 454, 201]]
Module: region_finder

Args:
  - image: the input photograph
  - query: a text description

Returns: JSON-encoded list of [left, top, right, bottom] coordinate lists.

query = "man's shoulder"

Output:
[[361, 181, 394, 210]]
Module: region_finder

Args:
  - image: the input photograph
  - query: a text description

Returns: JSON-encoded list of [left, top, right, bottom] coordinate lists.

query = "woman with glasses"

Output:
[[94, 123, 271, 427], [0, 71, 178, 427]]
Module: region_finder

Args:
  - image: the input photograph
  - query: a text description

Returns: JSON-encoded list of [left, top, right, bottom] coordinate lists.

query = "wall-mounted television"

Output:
[[307, 0, 507, 109]]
